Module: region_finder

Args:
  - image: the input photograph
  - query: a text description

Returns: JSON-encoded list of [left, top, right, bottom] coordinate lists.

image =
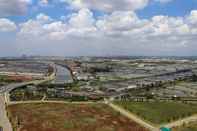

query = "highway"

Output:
[[0, 82, 31, 94], [0, 71, 55, 94], [0, 71, 55, 131], [0, 82, 38, 131]]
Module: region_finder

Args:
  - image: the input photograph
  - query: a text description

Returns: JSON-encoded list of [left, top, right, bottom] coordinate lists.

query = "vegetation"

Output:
[[114, 101, 197, 124], [173, 121, 197, 131], [0, 75, 6, 80], [7, 103, 147, 131], [0, 75, 15, 83], [10, 86, 44, 101]]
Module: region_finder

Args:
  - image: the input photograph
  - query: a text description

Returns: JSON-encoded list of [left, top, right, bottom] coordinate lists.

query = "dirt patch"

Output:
[[8, 103, 147, 131]]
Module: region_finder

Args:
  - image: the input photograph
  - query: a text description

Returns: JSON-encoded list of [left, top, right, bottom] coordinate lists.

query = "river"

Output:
[[53, 65, 73, 84]]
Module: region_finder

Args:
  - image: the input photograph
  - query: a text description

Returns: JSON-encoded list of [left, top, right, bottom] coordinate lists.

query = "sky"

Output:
[[0, 0, 197, 57]]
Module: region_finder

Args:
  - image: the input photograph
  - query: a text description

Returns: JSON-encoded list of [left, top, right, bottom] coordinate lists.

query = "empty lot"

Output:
[[7, 103, 147, 131]]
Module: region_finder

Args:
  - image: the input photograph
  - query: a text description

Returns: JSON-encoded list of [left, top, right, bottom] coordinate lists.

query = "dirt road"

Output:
[[107, 102, 160, 131], [163, 114, 197, 128]]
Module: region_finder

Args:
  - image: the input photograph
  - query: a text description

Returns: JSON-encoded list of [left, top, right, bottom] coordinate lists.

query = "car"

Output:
[[160, 127, 171, 131]]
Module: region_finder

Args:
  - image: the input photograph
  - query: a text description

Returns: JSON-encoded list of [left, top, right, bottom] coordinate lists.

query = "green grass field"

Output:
[[173, 121, 197, 131], [114, 101, 197, 124]]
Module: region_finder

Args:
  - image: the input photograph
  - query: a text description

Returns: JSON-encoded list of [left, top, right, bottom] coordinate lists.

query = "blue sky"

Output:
[[0, 0, 197, 56], [7, 0, 197, 22], [138, 0, 197, 18]]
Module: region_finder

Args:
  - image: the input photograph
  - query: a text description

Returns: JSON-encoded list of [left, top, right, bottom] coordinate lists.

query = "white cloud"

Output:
[[96, 11, 147, 37], [0, 18, 17, 32], [14, 9, 197, 56], [39, 0, 48, 4], [143, 15, 191, 36], [18, 9, 197, 38], [36, 13, 53, 24], [187, 10, 197, 25], [154, 0, 173, 3], [18, 14, 67, 40], [67, 8, 97, 36], [68, 8, 95, 28], [44, 21, 68, 40], [0, 0, 31, 16], [38, 0, 49, 6], [186, 10, 197, 34], [62, 0, 149, 12], [19, 20, 44, 37]]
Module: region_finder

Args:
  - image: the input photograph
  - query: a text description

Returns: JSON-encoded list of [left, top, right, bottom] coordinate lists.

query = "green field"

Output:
[[114, 101, 197, 124], [174, 122, 197, 131]]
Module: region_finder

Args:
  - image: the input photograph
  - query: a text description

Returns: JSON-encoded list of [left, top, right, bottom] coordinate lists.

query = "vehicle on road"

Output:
[[160, 127, 171, 131]]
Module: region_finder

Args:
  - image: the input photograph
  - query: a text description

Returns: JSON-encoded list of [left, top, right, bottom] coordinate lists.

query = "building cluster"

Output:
[[0, 60, 49, 81], [7, 57, 197, 102], [101, 68, 196, 95], [64, 58, 197, 82]]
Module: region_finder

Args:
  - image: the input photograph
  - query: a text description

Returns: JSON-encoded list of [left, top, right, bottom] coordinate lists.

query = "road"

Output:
[[0, 82, 35, 131], [0, 83, 31, 94], [0, 72, 55, 95], [0, 72, 55, 131], [0, 94, 12, 131], [8, 100, 102, 105], [0, 82, 31, 131], [162, 114, 197, 128], [106, 101, 160, 131]]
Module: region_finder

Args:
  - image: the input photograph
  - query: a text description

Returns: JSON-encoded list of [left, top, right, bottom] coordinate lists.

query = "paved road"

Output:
[[0, 82, 32, 131], [0, 94, 12, 131], [0, 72, 55, 95], [162, 114, 197, 128], [0, 83, 30, 94], [106, 101, 160, 131], [0, 73, 55, 131]]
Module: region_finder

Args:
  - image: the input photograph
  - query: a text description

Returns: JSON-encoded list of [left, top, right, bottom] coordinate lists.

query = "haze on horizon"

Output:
[[0, 0, 197, 57]]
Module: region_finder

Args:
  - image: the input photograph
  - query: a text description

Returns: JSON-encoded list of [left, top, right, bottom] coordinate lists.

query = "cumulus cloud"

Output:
[[17, 9, 197, 39], [67, 8, 97, 36], [150, 16, 190, 35], [12, 9, 197, 56], [0, 18, 17, 32], [36, 13, 53, 24], [39, 0, 48, 5], [154, 0, 173, 3], [187, 10, 197, 25], [18, 15, 67, 40], [68, 8, 95, 28], [96, 11, 148, 37], [0, 0, 31, 16], [62, 0, 149, 12], [185, 10, 197, 34]]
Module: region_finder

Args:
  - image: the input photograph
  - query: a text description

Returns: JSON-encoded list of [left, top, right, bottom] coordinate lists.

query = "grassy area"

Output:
[[0, 75, 9, 82], [173, 121, 197, 131], [114, 101, 197, 124], [7, 103, 148, 131]]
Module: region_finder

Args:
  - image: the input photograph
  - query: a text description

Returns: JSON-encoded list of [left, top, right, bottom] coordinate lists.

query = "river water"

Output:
[[53, 65, 73, 84]]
